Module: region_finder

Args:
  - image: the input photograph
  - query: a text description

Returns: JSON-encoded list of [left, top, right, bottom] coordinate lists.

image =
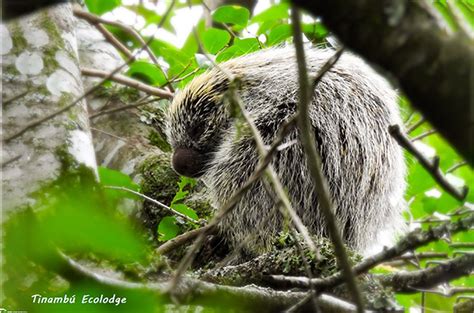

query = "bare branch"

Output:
[[89, 97, 156, 120], [411, 129, 436, 142], [291, 6, 364, 313], [406, 117, 425, 134], [156, 224, 216, 255], [3, 90, 29, 106], [81, 68, 173, 99], [389, 124, 468, 201], [104, 186, 205, 226], [380, 254, 474, 293], [447, 161, 468, 174]]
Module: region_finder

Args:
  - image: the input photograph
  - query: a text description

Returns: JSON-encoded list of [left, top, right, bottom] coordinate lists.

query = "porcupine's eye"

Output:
[[189, 122, 205, 140]]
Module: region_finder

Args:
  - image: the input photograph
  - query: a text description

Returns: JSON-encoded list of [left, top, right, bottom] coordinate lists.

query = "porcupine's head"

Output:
[[166, 70, 231, 178]]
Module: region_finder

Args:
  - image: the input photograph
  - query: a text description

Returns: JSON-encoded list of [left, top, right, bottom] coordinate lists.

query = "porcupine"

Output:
[[166, 46, 406, 257]]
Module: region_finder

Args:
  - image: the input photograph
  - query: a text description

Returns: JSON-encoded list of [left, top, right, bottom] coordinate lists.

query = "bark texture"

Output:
[[2, 4, 96, 212]]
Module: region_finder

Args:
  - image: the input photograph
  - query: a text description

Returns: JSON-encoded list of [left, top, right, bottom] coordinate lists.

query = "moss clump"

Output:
[[138, 153, 180, 235], [148, 129, 171, 152], [9, 22, 28, 55]]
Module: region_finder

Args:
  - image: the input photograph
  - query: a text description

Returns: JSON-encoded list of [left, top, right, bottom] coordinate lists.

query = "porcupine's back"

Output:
[[203, 47, 406, 256]]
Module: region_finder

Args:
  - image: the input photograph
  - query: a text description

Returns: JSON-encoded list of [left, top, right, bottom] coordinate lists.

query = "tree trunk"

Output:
[[2, 3, 96, 213]]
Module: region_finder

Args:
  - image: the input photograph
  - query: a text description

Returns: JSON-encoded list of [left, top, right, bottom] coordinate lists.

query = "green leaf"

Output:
[[433, 1, 460, 31], [202, 28, 231, 54], [158, 216, 180, 241], [99, 167, 139, 190], [457, 0, 474, 29], [212, 5, 250, 27], [251, 3, 289, 24], [171, 190, 189, 205], [302, 23, 329, 42], [216, 38, 261, 62], [127, 61, 167, 86], [267, 24, 292, 46], [171, 203, 199, 221], [84, 0, 121, 15], [257, 20, 281, 35], [99, 167, 140, 201]]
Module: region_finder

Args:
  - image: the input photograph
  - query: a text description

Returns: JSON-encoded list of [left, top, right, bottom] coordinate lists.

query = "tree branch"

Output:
[[57, 252, 369, 312], [389, 124, 468, 201], [81, 68, 173, 99], [291, 6, 364, 313], [380, 253, 474, 293]]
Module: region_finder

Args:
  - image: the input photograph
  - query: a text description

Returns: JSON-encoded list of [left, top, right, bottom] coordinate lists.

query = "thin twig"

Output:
[[81, 68, 173, 99], [3, 90, 29, 106], [389, 124, 468, 200], [447, 161, 468, 173], [1, 155, 21, 168], [291, 6, 364, 313], [73, 8, 159, 66], [104, 186, 205, 226], [411, 129, 436, 142], [406, 117, 425, 134], [90, 127, 130, 143], [89, 97, 155, 120], [156, 224, 216, 255], [380, 254, 474, 292]]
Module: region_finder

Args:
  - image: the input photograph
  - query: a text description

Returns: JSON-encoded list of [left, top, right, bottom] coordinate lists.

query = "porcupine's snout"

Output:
[[172, 148, 208, 178]]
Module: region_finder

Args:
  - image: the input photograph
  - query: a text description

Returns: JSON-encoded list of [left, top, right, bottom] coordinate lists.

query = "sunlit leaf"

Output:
[[212, 5, 250, 27], [202, 28, 231, 54], [251, 3, 289, 24], [267, 24, 292, 46], [171, 203, 199, 221], [127, 61, 168, 86], [158, 216, 180, 241], [216, 38, 260, 62], [84, 0, 121, 15]]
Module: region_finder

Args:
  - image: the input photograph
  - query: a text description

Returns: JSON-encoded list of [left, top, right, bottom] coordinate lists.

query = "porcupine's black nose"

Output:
[[172, 148, 208, 178]]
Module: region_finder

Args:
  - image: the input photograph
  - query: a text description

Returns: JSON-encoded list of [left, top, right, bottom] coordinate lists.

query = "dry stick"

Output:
[[380, 253, 474, 293], [157, 224, 216, 255], [1, 155, 21, 168], [290, 6, 364, 313], [3, 90, 29, 106], [3, 1, 176, 144], [389, 124, 468, 200], [81, 68, 173, 99], [411, 129, 437, 142], [406, 117, 425, 134], [90, 127, 130, 143], [96, 23, 134, 59], [104, 186, 205, 226], [268, 212, 474, 290], [447, 161, 468, 173], [73, 8, 158, 66], [89, 97, 156, 120], [73, 5, 176, 92]]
